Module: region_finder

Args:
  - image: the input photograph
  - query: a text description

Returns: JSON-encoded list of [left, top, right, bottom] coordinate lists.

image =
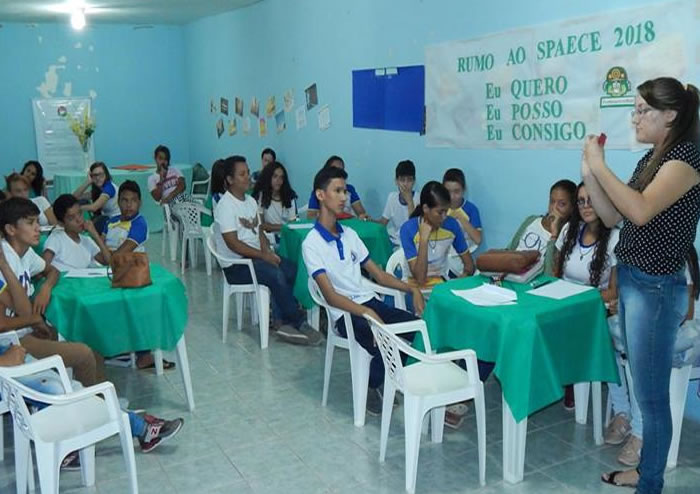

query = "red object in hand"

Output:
[[598, 133, 607, 146]]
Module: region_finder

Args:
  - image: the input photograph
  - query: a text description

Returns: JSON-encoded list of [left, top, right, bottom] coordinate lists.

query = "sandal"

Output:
[[601, 468, 639, 488], [138, 359, 176, 370]]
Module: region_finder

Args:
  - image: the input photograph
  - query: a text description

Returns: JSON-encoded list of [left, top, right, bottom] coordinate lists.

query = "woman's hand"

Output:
[[583, 135, 606, 173], [418, 219, 433, 242]]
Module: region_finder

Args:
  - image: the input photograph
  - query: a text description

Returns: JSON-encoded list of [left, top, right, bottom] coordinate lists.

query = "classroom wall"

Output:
[[0, 22, 190, 176], [183, 0, 700, 421]]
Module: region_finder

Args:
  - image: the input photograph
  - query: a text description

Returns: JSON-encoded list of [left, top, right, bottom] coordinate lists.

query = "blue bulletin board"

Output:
[[352, 65, 425, 133]]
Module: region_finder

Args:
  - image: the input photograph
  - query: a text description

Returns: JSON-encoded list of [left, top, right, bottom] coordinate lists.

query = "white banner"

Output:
[[32, 98, 95, 179], [425, 0, 698, 149]]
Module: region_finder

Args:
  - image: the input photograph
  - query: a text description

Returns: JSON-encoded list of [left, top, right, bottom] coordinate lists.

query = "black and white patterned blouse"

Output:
[[615, 141, 700, 275]]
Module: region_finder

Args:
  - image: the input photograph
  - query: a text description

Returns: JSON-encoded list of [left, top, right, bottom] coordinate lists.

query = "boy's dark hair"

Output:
[[154, 144, 171, 164], [261, 147, 276, 160], [323, 155, 344, 170], [53, 194, 80, 223], [0, 190, 6, 202], [396, 160, 416, 179], [442, 168, 466, 190], [0, 197, 40, 236], [118, 180, 141, 200], [313, 166, 348, 192], [220, 155, 248, 185]]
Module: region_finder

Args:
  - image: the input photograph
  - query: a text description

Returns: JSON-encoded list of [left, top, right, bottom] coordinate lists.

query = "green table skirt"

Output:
[[420, 276, 619, 422], [52, 164, 193, 233], [278, 219, 394, 308], [45, 263, 188, 356]]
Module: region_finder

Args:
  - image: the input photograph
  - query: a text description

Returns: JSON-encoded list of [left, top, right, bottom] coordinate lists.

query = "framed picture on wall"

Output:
[[305, 83, 318, 110]]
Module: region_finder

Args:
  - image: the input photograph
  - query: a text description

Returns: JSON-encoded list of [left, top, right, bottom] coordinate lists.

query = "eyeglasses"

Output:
[[630, 108, 654, 118], [91, 172, 105, 178], [577, 198, 593, 207]]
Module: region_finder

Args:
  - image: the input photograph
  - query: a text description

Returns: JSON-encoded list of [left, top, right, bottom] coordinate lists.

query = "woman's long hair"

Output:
[[688, 247, 700, 300], [633, 78, 700, 190], [210, 159, 226, 196], [410, 181, 451, 218], [21, 160, 45, 197], [89, 162, 111, 202], [252, 161, 297, 209], [555, 183, 613, 287]]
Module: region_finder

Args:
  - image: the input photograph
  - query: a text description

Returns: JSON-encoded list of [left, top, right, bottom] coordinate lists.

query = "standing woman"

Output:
[[582, 77, 700, 493]]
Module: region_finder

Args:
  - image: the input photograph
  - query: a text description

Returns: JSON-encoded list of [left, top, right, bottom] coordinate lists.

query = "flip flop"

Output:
[[138, 359, 176, 370], [600, 469, 639, 488]]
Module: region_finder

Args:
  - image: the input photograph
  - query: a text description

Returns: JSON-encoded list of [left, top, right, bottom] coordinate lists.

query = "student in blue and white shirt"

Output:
[[73, 162, 120, 233], [306, 155, 369, 219], [443, 168, 483, 247], [400, 181, 475, 288], [378, 160, 418, 247], [302, 165, 425, 415], [102, 180, 148, 254]]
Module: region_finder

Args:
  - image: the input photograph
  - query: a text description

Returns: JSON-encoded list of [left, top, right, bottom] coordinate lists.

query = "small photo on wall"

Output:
[[210, 99, 217, 113], [220, 97, 229, 115], [250, 97, 260, 117], [216, 118, 224, 138], [266, 96, 276, 117], [228, 118, 237, 136], [283, 89, 294, 112], [259, 117, 267, 137], [235, 97, 244, 116], [242, 116, 251, 135], [305, 83, 318, 110], [275, 110, 286, 134]]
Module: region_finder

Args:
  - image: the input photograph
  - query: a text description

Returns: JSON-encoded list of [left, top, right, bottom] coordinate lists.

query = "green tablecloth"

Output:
[[52, 164, 193, 233], [278, 219, 393, 309], [420, 276, 619, 422], [45, 263, 188, 356]]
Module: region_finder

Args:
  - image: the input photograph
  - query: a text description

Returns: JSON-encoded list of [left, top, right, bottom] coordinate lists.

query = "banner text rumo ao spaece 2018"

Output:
[[425, 0, 698, 149]]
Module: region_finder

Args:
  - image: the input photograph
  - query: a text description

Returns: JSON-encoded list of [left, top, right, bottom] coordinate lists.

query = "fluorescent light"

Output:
[[70, 8, 86, 30]]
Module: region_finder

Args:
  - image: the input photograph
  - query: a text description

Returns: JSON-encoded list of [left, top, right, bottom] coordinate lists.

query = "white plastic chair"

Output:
[[308, 277, 405, 428], [190, 175, 210, 203], [207, 235, 270, 348], [0, 330, 21, 464], [365, 315, 486, 493], [161, 203, 179, 262], [172, 202, 212, 276], [385, 248, 440, 299], [0, 356, 138, 494]]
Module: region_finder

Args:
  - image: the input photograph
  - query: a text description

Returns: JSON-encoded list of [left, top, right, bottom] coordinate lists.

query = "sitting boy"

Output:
[[0, 197, 103, 386], [0, 336, 183, 466], [43, 194, 112, 271], [103, 180, 148, 254], [378, 160, 417, 247], [302, 166, 425, 414], [213, 155, 321, 346]]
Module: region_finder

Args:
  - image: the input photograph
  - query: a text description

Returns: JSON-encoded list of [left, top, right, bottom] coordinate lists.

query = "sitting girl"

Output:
[[554, 183, 620, 412], [5, 173, 56, 226], [42, 194, 112, 271], [307, 156, 369, 219], [73, 162, 121, 233], [508, 179, 577, 276], [399, 181, 475, 289], [148, 144, 189, 205], [443, 168, 483, 246], [21, 160, 47, 198], [252, 161, 298, 242]]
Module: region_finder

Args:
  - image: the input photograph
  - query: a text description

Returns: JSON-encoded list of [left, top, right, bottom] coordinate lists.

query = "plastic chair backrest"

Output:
[[173, 202, 205, 235], [365, 316, 406, 391], [386, 248, 409, 280], [0, 375, 36, 441]]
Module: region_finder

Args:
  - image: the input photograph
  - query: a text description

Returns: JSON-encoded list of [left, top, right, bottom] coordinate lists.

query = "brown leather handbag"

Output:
[[476, 249, 540, 274], [109, 252, 152, 288]]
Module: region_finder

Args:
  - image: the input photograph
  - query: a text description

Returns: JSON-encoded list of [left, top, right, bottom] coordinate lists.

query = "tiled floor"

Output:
[[1, 233, 699, 493]]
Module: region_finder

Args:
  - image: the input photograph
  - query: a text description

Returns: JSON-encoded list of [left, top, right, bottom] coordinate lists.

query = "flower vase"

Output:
[[82, 151, 91, 172]]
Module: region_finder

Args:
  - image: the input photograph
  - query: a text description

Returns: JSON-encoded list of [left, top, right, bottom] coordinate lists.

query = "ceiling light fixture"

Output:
[[70, 8, 86, 30]]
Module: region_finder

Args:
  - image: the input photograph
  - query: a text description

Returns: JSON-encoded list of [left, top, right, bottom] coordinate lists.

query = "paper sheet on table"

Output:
[[64, 268, 109, 278], [526, 279, 594, 300], [287, 223, 314, 230], [451, 284, 517, 306]]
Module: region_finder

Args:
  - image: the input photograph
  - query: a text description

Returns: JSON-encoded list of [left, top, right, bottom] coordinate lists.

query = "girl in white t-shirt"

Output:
[[251, 161, 298, 243], [554, 183, 641, 466], [5, 173, 57, 226], [42, 194, 112, 271]]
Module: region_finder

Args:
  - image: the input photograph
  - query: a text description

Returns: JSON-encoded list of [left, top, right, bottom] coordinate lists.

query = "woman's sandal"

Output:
[[138, 359, 176, 370], [601, 468, 640, 488]]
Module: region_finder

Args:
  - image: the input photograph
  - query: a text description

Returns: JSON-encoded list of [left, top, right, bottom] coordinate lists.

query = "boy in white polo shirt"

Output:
[[302, 166, 425, 415], [214, 155, 321, 346], [378, 160, 418, 247]]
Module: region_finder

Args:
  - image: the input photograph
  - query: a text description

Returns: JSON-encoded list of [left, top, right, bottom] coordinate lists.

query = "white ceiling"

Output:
[[0, 0, 262, 25]]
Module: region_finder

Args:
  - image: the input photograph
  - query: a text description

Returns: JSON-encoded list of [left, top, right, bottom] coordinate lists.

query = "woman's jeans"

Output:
[[617, 263, 686, 494]]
